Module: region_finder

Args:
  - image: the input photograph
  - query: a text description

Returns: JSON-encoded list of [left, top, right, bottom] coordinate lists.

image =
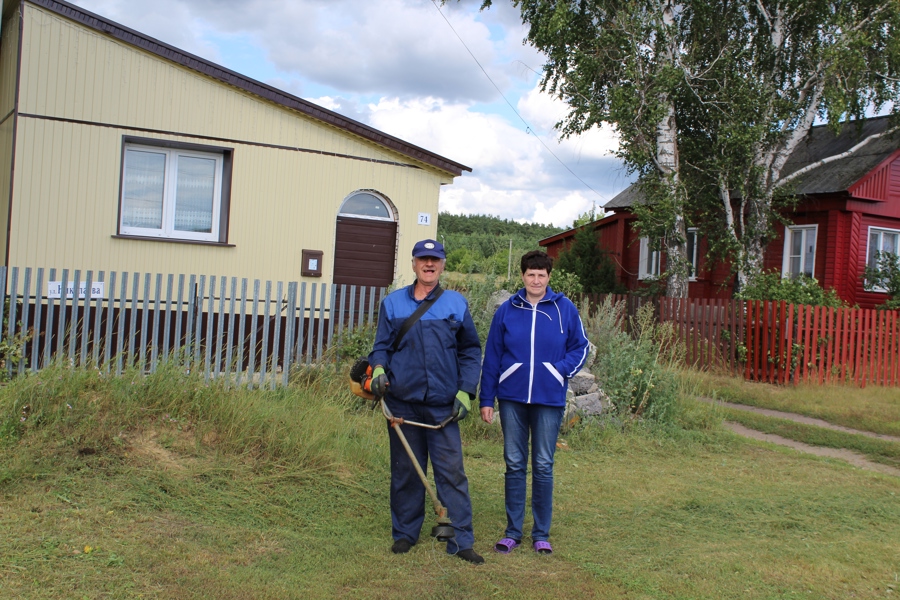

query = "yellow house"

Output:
[[0, 0, 470, 289]]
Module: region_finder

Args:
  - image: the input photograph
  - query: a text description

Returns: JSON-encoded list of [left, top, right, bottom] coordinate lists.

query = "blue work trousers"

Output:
[[498, 400, 564, 542], [385, 398, 475, 554]]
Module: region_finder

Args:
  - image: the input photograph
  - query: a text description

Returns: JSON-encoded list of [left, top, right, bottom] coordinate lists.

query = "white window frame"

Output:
[[866, 226, 900, 293], [781, 225, 818, 279], [638, 237, 661, 280], [687, 228, 699, 281], [119, 142, 225, 243], [338, 191, 394, 221]]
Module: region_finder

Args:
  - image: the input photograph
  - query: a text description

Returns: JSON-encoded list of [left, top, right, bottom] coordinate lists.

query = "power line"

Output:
[[430, 0, 608, 202]]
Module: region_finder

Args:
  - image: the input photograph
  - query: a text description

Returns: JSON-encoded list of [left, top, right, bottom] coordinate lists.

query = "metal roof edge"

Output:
[[538, 212, 626, 246]]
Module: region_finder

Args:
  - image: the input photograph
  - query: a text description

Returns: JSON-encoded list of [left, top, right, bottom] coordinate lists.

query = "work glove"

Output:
[[452, 390, 472, 422], [369, 367, 389, 398]]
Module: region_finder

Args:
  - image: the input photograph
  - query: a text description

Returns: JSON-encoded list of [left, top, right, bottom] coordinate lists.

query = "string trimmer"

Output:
[[349, 358, 455, 542]]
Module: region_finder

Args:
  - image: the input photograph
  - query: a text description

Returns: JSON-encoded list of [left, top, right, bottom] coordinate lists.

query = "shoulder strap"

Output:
[[393, 286, 444, 351]]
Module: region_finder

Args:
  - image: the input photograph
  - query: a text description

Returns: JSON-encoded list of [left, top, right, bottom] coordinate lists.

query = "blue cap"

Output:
[[412, 239, 445, 259]]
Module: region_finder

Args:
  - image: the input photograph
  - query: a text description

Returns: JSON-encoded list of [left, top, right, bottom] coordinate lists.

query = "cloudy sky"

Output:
[[69, 0, 632, 228]]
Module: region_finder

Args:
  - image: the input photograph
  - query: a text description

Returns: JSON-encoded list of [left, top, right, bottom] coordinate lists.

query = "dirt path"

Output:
[[722, 422, 900, 477], [696, 398, 900, 477], [699, 397, 900, 443]]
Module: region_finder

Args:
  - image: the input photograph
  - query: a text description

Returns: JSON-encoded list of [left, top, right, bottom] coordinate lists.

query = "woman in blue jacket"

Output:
[[479, 250, 589, 555]]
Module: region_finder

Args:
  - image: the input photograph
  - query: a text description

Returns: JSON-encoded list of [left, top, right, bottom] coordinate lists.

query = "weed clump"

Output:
[[583, 297, 681, 423]]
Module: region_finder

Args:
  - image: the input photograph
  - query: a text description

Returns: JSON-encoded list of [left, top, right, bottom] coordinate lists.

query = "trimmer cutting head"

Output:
[[431, 523, 455, 542]]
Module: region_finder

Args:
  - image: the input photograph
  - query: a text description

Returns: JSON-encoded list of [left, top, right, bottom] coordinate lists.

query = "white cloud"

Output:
[[70, 0, 223, 61], [517, 83, 621, 159], [354, 92, 625, 227], [67, 0, 629, 227]]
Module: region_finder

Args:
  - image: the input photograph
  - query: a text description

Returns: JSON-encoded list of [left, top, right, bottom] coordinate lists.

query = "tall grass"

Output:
[[582, 297, 682, 421], [0, 358, 387, 485], [3, 313, 900, 598]]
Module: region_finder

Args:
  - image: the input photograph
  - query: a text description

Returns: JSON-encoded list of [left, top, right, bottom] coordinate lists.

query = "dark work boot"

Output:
[[456, 548, 485, 564], [391, 539, 414, 554]]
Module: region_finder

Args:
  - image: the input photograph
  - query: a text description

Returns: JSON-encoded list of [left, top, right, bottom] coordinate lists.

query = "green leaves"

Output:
[[863, 251, 900, 309], [737, 271, 846, 308], [496, 0, 900, 293]]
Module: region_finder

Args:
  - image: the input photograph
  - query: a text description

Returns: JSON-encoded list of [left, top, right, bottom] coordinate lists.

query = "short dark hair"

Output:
[[520, 250, 553, 274]]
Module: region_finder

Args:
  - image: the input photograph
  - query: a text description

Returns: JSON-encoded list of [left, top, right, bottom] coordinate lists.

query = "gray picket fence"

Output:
[[0, 266, 385, 388]]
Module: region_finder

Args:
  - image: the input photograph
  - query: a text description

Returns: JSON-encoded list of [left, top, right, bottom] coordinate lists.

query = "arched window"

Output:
[[338, 192, 393, 221]]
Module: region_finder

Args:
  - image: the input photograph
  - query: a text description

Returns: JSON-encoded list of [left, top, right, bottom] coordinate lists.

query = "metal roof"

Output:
[[604, 116, 900, 209], [19, 0, 472, 177], [780, 116, 899, 195]]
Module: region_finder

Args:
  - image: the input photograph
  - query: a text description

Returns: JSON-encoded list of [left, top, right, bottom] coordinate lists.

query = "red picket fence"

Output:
[[659, 297, 746, 374], [581, 294, 900, 387], [580, 294, 746, 374], [743, 300, 900, 387]]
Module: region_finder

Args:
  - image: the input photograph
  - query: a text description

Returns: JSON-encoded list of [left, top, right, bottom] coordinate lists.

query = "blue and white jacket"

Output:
[[369, 283, 482, 406], [479, 287, 589, 408]]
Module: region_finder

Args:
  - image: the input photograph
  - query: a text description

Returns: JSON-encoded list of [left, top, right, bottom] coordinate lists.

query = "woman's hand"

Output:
[[480, 406, 494, 424]]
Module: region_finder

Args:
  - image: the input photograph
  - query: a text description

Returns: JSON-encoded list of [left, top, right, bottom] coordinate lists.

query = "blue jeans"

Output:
[[385, 398, 475, 554], [498, 400, 564, 542]]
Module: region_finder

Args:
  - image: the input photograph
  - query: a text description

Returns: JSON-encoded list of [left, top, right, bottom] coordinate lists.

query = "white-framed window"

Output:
[[338, 191, 394, 221], [119, 139, 230, 243], [866, 226, 900, 292], [782, 225, 817, 279], [687, 228, 699, 280], [638, 237, 661, 280]]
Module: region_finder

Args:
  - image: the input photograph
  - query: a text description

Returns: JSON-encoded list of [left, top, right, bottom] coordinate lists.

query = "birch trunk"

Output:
[[659, 2, 688, 299]]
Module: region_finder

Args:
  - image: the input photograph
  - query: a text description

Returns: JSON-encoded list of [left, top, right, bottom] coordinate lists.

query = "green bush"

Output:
[[553, 225, 623, 294], [738, 271, 845, 307], [549, 269, 583, 297], [330, 323, 377, 362], [863, 250, 900, 310], [582, 298, 681, 422]]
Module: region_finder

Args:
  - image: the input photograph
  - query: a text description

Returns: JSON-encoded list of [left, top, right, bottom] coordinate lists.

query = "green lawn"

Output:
[[687, 370, 900, 436], [1, 366, 899, 599]]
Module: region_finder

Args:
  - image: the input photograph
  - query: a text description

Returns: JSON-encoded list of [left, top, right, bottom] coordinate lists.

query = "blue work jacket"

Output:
[[369, 283, 482, 406]]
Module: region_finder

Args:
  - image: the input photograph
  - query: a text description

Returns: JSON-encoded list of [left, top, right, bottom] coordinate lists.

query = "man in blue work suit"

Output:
[[368, 239, 484, 564]]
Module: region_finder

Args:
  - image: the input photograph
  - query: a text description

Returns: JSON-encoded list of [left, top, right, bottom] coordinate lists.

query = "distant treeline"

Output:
[[437, 213, 563, 239], [436, 212, 565, 276]]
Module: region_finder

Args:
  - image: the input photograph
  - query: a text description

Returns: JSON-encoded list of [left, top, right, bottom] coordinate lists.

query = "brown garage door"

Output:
[[333, 216, 398, 287]]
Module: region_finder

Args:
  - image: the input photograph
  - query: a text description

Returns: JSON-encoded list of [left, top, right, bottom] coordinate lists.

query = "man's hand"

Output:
[[452, 390, 472, 422], [369, 367, 389, 398], [480, 406, 494, 424]]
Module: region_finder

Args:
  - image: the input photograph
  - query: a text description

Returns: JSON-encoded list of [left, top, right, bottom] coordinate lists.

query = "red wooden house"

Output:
[[540, 117, 900, 309]]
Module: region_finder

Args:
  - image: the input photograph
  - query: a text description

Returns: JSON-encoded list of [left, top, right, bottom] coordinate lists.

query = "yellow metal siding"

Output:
[[0, 118, 12, 258], [0, 7, 18, 117], [0, 7, 19, 261], [7, 3, 449, 285], [9, 118, 441, 285], [17, 6, 446, 173]]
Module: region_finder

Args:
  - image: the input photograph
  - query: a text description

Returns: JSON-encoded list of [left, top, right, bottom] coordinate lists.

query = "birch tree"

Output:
[[687, 0, 900, 290], [476, 0, 702, 297], [477, 0, 900, 295]]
